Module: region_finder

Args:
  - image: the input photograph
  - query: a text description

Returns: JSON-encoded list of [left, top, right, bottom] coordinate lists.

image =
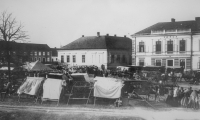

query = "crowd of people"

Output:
[[166, 86, 200, 109], [0, 65, 200, 109]]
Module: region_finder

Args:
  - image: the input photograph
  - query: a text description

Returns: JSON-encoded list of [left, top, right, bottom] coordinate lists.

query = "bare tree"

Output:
[[0, 11, 28, 81]]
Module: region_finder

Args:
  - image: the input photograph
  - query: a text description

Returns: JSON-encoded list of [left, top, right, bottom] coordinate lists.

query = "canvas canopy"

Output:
[[93, 77, 123, 99], [42, 78, 63, 101], [24, 61, 52, 71], [17, 77, 45, 95]]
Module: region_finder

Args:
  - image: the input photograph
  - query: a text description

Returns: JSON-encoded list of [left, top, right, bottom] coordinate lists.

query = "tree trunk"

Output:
[[6, 41, 11, 82]]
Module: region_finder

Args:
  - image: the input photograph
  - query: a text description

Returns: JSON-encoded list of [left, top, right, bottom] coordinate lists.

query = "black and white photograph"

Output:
[[0, 0, 200, 120]]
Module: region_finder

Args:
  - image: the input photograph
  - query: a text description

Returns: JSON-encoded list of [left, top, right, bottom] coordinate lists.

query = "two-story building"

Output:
[[131, 17, 200, 71], [57, 32, 132, 69], [0, 41, 52, 64]]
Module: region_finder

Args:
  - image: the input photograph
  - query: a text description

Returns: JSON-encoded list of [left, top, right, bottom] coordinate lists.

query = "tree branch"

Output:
[[0, 11, 28, 42]]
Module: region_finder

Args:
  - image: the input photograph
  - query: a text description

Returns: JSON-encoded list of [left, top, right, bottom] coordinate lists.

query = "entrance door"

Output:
[[180, 59, 185, 69], [43, 58, 46, 63]]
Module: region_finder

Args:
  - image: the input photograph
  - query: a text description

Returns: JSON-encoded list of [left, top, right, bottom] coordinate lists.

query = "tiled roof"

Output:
[[0, 41, 51, 51], [134, 19, 200, 35], [60, 36, 132, 50]]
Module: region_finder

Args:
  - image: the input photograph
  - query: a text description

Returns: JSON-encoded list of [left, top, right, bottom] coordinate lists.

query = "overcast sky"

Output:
[[1, 0, 200, 48]]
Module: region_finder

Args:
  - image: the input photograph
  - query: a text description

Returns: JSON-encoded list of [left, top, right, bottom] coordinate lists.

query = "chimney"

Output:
[[171, 18, 175, 22], [97, 32, 100, 37], [114, 34, 117, 37], [124, 35, 126, 38], [82, 35, 84, 37], [195, 17, 200, 31], [106, 34, 109, 36]]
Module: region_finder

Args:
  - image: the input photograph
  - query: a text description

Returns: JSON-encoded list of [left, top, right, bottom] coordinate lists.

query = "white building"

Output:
[[131, 17, 200, 71], [57, 32, 132, 69]]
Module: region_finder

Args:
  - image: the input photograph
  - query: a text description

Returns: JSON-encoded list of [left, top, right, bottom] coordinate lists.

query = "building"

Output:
[[51, 47, 58, 63], [0, 41, 52, 64], [57, 32, 132, 69], [131, 17, 200, 71]]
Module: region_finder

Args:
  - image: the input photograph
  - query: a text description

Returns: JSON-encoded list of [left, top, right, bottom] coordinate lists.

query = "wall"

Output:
[[192, 35, 200, 70], [57, 49, 107, 69], [107, 49, 132, 69], [133, 34, 193, 70]]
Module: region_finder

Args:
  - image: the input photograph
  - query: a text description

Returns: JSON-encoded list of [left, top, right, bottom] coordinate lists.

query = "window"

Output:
[[52, 58, 54, 62], [167, 40, 173, 51], [61, 55, 64, 63], [139, 59, 144, 66], [82, 55, 85, 63], [155, 60, 161, 66], [39, 52, 41, 56], [56, 58, 57, 61], [35, 52, 37, 56], [116, 55, 120, 63], [47, 57, 50, 62], [167, 60, 173, 66], [156, 41, 161, 52], [47, 52, 50, 55], [139, 42, 144, 52], [67, 55, 70, 62], [43, 52, 45, 55], [180, 40, 185, 51], [30, 52, 33, 56], [111, 55, 114, 63], [73, 55, 76, 63]]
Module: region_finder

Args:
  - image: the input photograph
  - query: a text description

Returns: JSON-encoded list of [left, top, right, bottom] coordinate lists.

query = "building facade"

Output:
[[132, 17, 200, 71], [51, 47, 58, 63], [58, 32, 132, 69], [0, 41, 52, 64]]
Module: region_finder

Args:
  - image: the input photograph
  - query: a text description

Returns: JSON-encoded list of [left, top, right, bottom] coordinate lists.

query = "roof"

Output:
[[60, 36, 132, 50], [134, 18, 200, 35], [24, 60, 52, 71], [0, 41, 51, 51]]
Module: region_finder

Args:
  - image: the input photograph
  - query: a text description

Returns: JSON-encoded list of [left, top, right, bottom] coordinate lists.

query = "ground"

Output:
[[0, 81, 199, 120], [0, 96, 200, 120]]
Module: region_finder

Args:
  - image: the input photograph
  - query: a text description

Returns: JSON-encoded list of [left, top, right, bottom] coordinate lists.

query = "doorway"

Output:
[[180, 59, 185, 69]]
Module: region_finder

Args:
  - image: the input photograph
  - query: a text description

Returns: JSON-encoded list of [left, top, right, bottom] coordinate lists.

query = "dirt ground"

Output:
[[0, 96, 200, 120], [0, 103, 199, 120]]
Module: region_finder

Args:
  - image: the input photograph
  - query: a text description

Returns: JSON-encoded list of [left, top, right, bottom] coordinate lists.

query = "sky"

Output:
[[0, 0, 200, 48]]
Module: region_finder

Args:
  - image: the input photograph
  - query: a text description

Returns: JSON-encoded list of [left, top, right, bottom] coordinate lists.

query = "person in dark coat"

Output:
[[166, 86, 173, 105]]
